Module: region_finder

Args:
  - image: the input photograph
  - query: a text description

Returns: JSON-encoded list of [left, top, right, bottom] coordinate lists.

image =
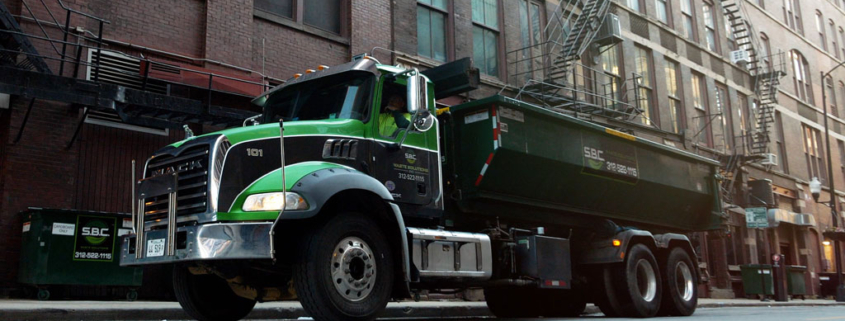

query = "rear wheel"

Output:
[[172, 265, 256, 321], [605, 244, 662, 318], [293, 213, 394, 321], [659, 248, 698, 316]]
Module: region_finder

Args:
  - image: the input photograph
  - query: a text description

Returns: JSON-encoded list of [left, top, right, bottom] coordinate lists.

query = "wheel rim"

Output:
[[675, 261, 694, 302], [635, 259, 657, 302], [331, 236, 376, 302]]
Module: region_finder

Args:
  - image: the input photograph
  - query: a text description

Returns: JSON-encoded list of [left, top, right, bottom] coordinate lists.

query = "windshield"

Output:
[[262, 72, 374, 123]]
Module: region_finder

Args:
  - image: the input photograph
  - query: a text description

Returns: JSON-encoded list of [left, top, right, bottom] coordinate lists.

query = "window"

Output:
[[783, 0, 803, 35], [715, 84, 733, 153], [626, 0, 642, 12], [803, 125, 827, 182], [776, 111, 789, 173], [692, 73, 712, 147], [839, 140, 845, 188], [655, 0, 670, 25], [635, 47, 656, 126], [680, 0, 697, 40], [600, 44, 622, 107], [255, 0, 293, 18], [827, 77, 839, 118], [840, 27, 845, 59], [816, 11, 827, 51], [737, 93, 750, 153], [472, 0, 500, 77], [665, 59, 684, 133], [725, 13, 735, 51], [703, 2, 718, 52], [418, 0, 449, 62], [790, 50, 813, 104], [760, 33, 772, 70], [831, 20, 839, 59], [255, 0, 344, 35], [518, 0, 544, 81], [839, 81, 845, 118]]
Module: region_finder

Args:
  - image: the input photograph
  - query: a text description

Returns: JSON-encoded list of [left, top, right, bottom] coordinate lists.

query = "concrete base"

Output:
[[708, 287, 737, 299]]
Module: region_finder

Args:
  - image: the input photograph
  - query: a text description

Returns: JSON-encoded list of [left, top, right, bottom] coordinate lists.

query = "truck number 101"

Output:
[[247, 148, 264, 157]]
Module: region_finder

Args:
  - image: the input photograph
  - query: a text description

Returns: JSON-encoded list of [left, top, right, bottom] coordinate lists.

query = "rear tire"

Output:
[[659, 248, 698, 316], [605, 244, 662, 318], [172, 265, 256, 321], [293, 213, 394, 321]]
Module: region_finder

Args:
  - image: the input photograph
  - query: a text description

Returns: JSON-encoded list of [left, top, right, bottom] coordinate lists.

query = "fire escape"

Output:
[[0, 0, 265, 147], [719, 0, 786, 205], [504, 0, 639, 124]]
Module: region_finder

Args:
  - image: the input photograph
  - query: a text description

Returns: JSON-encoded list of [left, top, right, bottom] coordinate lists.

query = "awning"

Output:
[[767, 209, 816, 227]]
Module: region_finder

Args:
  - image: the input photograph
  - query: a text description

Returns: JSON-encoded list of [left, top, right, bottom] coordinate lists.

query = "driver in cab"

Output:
[[378, 95, 411, 137]]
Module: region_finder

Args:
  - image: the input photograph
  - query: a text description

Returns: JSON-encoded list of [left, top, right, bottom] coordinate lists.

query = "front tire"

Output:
[[293, 213, 394, 321], [659, 248, 698, 316], [172, 265, 256, 321]]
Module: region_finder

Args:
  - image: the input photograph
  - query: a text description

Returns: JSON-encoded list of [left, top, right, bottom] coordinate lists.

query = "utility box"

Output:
[[18, 208, 142, 300], [515, 235, 571, 288]]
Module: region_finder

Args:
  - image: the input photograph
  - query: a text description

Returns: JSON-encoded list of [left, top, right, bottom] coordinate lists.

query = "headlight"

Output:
[[242, 192, 308, 211]]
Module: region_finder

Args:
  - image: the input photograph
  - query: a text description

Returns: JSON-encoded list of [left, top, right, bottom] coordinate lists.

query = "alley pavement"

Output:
[[1, 298, 845, 320]]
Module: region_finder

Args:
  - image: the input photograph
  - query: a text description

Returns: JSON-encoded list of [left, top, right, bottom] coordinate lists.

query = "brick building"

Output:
[[1, 0, 845, 300]]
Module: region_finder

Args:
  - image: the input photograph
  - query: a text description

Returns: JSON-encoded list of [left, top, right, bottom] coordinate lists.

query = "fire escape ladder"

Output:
[[547, 0, 610, 84], [0, 1, 50, 73], [721, 0, 785, 157]]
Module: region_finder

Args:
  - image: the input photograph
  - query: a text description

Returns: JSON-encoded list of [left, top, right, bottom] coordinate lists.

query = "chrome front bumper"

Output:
[[119, 222, 273, 266]]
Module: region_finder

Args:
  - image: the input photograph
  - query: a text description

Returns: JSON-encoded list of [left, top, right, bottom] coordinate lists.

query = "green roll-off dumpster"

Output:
[[740, 264, 774, 296], [18, 208, 142, 300]]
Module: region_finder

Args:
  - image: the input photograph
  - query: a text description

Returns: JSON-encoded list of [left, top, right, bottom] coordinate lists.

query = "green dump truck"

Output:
[[120, 57, 722, 320]]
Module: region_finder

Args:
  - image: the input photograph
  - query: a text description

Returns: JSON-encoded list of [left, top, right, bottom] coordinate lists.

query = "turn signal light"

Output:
[[612, 239, 622, 247]]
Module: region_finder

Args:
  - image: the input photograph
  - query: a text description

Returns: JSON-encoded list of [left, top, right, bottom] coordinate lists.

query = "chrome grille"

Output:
[[143, 144, 210, 223]]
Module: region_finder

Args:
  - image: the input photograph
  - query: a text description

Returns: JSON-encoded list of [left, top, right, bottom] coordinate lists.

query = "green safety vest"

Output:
[[378, 111, 411, 137]]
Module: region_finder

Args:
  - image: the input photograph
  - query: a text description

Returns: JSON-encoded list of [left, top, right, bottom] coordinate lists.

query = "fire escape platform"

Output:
[[0, 66, 258, 128]]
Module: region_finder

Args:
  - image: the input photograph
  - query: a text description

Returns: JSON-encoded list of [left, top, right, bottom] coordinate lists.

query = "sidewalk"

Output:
[[0, 298, 844, 320]]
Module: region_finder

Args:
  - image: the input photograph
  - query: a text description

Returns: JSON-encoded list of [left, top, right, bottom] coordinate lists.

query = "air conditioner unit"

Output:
[[730, 50, 751, 64], [760, 153, 778, 166], [593, 14, 623, 47]]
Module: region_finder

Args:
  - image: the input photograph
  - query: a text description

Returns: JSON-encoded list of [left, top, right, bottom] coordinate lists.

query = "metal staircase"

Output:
[[0, 1, 50, 73], [721, 0, 785, 156], [505, 0, 641, 121], [719, 0, 786, 204]]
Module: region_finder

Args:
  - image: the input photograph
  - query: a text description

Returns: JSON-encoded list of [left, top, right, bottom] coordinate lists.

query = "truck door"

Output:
[[370, 76, 441, 210]]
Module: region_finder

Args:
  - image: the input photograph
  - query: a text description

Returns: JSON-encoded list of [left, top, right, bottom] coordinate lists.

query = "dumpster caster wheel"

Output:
[[37, 289, 50, 301], [126, 289, 138, 301]]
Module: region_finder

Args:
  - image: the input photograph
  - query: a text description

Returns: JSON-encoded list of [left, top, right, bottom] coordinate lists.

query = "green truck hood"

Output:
[[170, 119, 367, 147]]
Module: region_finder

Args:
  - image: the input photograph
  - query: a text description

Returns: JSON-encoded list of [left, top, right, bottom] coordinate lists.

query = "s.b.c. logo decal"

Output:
[[405, 149, 417, 165], [73, 215, 117, 262]]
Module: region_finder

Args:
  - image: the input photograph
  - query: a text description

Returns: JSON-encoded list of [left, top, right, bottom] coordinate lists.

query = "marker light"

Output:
[[317, 65, 329, 71], [293, 73, 302, 79], [242, 192, 308, 211], [612, 239, 622, 247], [305, 69, 316, 74]]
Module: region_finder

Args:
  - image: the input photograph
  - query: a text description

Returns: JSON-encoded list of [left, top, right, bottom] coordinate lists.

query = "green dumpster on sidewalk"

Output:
[[787, 265, 807, 298], [740, 264, 774, 296], [18, 208, 143, 300]]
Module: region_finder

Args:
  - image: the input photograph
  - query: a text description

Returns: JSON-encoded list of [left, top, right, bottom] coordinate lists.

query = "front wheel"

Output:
[[172, 265, 256, 321], [293, 213, 394, 321]]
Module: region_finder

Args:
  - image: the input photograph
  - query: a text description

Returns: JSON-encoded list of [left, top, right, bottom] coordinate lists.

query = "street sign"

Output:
[[746, 207, 769, 228], [772, 254, 780, 262]]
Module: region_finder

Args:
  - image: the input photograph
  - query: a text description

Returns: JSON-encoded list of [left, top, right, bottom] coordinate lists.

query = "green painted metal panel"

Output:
[[447, 96, 722, 232], [17, 209, 143, 287]]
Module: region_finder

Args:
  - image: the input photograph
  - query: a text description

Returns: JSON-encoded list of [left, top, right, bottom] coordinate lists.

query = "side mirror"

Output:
[[406, 70, 427, 115]]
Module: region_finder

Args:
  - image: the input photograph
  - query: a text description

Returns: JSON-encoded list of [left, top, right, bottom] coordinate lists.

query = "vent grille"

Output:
[[686, 44, 702, 65], [88, 50, 167, 94], [630, 14, 649, 39], [710, 56, 724, 77], [143, 144, 211, 223], [732, 66, 746, 88], [659, 29, 677, 53]]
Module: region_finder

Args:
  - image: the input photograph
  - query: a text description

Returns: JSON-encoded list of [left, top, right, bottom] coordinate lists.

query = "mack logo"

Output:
[[151, 160, 203, 177]]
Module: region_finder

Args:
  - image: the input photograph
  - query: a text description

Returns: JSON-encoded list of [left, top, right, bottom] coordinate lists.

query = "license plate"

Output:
[[146, 238, 165, 257]]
